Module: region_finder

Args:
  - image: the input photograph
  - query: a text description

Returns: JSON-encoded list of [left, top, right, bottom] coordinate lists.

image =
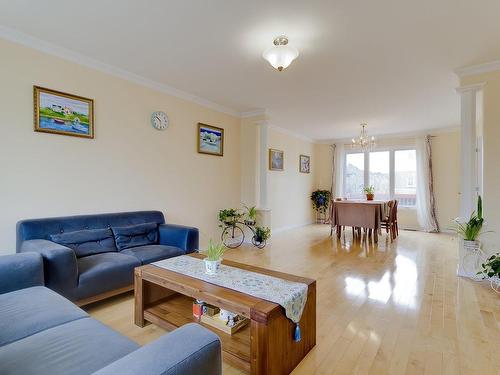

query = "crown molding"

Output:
[[241, 109, 268, 118], [0, 25, 241, 117], [455, 82, 486, 94], [268, 124, 315, 143], [455, 60, 500, 78]]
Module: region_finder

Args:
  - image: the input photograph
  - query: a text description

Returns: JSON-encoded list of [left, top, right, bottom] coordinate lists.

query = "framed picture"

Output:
[[34, 86, 94, 139], [269, 148, 284, 171], [198, 123, 224, 156], [299, 154, 311, 173]]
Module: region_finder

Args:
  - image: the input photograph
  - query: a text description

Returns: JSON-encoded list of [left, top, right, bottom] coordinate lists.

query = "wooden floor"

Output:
[[86, 225, 500, 375]]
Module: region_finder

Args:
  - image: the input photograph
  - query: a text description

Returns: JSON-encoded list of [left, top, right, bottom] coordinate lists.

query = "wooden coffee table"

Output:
[[134, 253, 316, 374]]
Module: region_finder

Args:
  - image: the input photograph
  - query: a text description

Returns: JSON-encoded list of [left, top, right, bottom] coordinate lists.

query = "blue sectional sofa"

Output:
[[0, 252, 221, 375], [16, 211, 198, 303]]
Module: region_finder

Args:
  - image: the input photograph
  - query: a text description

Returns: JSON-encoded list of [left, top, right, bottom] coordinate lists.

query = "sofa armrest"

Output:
[[158, 224, 199, 253], [19, 239, 78, 300], [93, 323, 221, 375], [0, 252, 44, 294]]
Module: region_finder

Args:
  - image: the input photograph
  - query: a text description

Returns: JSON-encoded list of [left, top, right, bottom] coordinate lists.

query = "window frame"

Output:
[[343, 146, 417, 208]]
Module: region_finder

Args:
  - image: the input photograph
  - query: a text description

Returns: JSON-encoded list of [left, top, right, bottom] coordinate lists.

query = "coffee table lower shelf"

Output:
[[144, 294, 251, 372]]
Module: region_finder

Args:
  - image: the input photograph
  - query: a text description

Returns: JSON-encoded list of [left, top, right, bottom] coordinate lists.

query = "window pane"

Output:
[[369, 151, 390, 200], [344, 153, 364, 199], [395, 150, 417, 206]]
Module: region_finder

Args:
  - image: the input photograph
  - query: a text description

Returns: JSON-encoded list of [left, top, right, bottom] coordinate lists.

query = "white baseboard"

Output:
[[272, 221, 315, 234]]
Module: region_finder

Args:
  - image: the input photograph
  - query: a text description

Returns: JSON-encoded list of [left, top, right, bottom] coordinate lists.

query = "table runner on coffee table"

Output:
[[153, 255, 308, 340]]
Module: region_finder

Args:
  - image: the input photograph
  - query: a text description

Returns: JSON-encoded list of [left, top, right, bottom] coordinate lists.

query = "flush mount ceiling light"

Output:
[[262, 35, 299, 71]]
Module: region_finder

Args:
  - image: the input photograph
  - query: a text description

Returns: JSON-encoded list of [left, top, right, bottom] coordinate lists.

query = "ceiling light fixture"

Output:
[[262, 35, 299, 71], [351, 123, 376, 151]]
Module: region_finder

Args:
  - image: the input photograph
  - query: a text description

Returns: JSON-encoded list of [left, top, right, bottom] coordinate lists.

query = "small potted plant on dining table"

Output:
[[363, 185, 375, 201], [203, 240, 226, 275]]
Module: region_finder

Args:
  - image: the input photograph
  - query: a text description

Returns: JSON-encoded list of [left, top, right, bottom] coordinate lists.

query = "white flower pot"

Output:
[[204, 259, 221, 275], [458, 239, 486, 280], [463, 239, 480, 252]]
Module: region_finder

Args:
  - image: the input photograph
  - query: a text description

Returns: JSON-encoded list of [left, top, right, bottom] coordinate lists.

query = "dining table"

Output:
[[330, 199, 390, 242]]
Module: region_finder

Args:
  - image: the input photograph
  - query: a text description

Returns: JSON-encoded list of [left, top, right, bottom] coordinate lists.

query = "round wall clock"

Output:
[[151, 111, 169, 130]]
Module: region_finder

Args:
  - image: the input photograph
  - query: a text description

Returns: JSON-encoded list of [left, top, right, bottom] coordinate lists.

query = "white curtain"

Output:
[[416, 136, 439, 232]]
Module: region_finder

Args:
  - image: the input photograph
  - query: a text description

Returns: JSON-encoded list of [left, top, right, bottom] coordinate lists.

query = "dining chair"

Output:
[[381, 200, 398, 240]]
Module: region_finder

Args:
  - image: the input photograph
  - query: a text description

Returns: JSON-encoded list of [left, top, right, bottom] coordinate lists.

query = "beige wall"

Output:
[[268, 128, 318, 231], [0, 38, 241, 253], [461, 71, 500, 248]]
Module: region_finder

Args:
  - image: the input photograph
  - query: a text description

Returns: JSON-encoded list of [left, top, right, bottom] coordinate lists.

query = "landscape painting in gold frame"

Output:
[[197, 123, 224, 156], [34, 86, 94, 139]]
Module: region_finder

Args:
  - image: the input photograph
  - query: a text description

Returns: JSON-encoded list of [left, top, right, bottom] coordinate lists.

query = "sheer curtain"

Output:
[[416, 136, 439, 232]]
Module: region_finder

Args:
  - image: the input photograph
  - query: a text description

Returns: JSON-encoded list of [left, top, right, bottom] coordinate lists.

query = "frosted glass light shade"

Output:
[[262, 44, 299, 71]]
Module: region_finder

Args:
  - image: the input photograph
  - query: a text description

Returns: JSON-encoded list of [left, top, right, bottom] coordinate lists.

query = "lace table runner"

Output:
[[153, 255, 308, 325]]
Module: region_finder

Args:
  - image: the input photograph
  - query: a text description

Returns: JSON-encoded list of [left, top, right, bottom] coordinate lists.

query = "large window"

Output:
[[344, 148, 417, 207]]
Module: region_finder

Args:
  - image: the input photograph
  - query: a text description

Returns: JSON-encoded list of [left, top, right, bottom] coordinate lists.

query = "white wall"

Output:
[[0, 38, 241, 253]]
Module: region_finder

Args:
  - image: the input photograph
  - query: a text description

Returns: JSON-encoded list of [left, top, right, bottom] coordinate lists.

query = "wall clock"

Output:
[[151, 111, 169, 130]]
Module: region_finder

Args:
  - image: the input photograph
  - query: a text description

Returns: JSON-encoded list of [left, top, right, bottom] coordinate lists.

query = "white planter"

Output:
[[204, 259, 221, 275], [458, 239, 486, 280]]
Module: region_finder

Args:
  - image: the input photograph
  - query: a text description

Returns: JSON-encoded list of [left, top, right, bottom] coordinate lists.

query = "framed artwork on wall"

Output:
[[269, 148, 284, 171], [198, 123, 224, 156], [33, 86, 94, 139], [299, 154, 310, 173]]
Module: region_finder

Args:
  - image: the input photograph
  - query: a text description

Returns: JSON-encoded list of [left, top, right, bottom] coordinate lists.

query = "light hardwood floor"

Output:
[[86, 225, 500, 374]]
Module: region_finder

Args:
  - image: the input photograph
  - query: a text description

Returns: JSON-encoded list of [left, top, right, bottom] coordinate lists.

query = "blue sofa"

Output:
[[16, 211, 198, 303], [0, 252, 221, 375]]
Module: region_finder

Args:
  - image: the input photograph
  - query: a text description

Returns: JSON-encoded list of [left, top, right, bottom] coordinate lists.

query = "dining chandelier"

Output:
[[351, 123, 376, 151]]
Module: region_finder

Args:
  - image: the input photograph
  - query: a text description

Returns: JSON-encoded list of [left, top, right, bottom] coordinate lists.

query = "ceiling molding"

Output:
[[318, 125, 461, 144], [456, 82, 486, 93], [241, 109, 268, 118], [455, 60, 500, 78], [0, 25, 241, 118]]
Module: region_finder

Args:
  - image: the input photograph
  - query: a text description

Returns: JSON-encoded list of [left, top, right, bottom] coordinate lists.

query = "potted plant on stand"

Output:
[[243, 205, 257, 226], [203, 240, 226, 275], [478, 253, 500, 293], [363, 185, 375, 201], [311, 190, 331, 223], [252, 226, 271, 249], [452, 196, 488, 279]]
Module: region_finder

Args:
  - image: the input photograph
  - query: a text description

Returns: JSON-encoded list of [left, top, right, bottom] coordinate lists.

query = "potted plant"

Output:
[[477, 253, 500, 294], [218, 208, 243, 227], [363, 185, 375, 200], [203, 239, 226, 275], [451, 195, 485, 252], [243, 205, 257, 226], [311, 190, 331, 214], [252, 226, 271, 249]]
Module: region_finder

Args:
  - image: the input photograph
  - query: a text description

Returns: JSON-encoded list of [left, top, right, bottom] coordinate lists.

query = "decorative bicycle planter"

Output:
[[221, 221, 269, 249]]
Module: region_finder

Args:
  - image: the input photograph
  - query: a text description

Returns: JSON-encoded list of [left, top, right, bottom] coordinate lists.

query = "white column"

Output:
[[258, 121, 269, 209]]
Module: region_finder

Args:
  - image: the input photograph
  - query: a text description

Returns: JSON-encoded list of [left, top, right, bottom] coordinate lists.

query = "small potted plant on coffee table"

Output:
[[363, 185, 375, 201], [203, 240, 226, 275]]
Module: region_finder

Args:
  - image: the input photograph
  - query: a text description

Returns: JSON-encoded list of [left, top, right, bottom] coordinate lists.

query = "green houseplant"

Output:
[[243, 205, 257, 226], [252, 226, 271, 249], [363, 185, 375, 201], [452, 196, 484, 242], [310, 190, 331, 214], [478, 253, 500, 279], [218, 208, 243, 227], [203, 239, 226, 274]]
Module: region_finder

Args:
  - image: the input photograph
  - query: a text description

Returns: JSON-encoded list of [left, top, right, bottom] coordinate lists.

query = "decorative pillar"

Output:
[[456, 83, 484, 277], [257, 121, 271, 227]]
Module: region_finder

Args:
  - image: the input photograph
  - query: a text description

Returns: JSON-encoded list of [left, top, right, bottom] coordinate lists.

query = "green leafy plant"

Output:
[[451, 196, 486, 241], [311, 190, 331, 214], [243, 205, 257, 222], [363, 185, 375, 195], [478, 253, 500, 279], [254, 226, 271, 242], [204, 239, 226, 261], [218, 208, 243, 227]]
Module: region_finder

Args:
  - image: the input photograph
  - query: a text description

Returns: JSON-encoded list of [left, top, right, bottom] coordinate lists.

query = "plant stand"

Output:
[[490, 276, 500, 294], [315, 211, 327, 224], [458, 239, 487, 280]]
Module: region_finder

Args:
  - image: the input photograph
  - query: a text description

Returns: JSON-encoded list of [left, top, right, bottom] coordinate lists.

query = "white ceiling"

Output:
[[1, 0, 500, 140]]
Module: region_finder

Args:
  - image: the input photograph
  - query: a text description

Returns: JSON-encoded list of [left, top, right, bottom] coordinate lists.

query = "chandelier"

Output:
[[262, 35, 299, 71], [351, 123, 376, 151]]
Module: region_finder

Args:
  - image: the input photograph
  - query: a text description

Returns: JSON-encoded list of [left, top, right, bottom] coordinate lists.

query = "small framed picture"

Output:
[[34, 86, 94, 138], [198, 123, 224, 156], [269, 149, 284, 171], [299, 154, 310, 173]]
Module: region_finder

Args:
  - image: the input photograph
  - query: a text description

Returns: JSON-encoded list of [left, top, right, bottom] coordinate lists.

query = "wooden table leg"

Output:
[[134, 269, 145, 327]]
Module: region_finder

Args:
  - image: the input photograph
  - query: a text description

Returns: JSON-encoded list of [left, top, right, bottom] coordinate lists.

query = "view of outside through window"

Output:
[[344, 149, 417, 206], [344, 153, 364, 199], [395, 150, 417, 206], [369, 151, 390, 200]]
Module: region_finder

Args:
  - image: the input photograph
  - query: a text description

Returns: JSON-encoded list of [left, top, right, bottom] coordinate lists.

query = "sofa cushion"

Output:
[[0, 286, 87, 347], [112, 222, 158, 251], [50, 228, 116, 258], [0, 317, 139, 375], [76, 253, 140, 300], [122, 244, 184, 265]]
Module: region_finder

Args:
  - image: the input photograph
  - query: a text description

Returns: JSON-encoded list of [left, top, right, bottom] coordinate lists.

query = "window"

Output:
[[344, 148, 417, 207], [344, 153, 364, 199], [395, 150, 417, 207]]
